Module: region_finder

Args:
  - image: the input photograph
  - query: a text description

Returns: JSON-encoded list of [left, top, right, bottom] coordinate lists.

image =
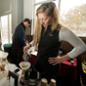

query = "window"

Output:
[[0, 14, 12, 49], [33, 0, 86, 36], [35, 0, 46, 3], [60, 0, 86, 36]]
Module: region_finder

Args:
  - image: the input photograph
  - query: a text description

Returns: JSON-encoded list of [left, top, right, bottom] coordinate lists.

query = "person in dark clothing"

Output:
[[8, 18, 31, 66], [24, 2, 86, 86]]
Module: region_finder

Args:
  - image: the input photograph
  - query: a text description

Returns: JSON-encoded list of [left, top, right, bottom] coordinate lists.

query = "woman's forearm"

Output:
[[59, 27, 86, 59]]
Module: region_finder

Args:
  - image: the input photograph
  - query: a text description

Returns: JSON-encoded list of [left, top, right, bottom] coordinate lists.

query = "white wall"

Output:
[[23, 0, 33, 19], [12, 0, 23, 33], [0, 0, 11, 16], [12, 0, 33, 33], [24, 0, 34, 35]]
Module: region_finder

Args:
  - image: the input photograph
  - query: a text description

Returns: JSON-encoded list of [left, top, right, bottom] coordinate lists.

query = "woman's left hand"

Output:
[[48, 55, 69, 65]]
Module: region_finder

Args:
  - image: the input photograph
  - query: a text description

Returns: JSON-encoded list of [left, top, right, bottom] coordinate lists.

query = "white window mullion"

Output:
[[8, 14, 12, 43], [34, 0, 56, 5]]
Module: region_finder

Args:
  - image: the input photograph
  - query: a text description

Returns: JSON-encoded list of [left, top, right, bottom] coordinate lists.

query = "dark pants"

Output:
[[8, 46, 23, 67], [35, 62, 61, 86]]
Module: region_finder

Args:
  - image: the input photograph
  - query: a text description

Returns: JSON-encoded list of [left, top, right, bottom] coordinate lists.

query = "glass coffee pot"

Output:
[[19, 61, 31, 85]]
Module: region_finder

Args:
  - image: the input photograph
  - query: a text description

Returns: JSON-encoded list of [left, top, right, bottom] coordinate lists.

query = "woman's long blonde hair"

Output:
[[33, 2, 60, 46]]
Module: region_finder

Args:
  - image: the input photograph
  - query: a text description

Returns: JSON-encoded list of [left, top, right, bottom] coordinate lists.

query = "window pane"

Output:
[[1, 14, 12, 49], [60, 0, 86, 36], [60, 0, 86, 16], [1, 15, 9, 45]]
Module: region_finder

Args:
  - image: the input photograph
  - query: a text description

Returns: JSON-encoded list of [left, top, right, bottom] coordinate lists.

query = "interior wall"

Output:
[[23, 0, 34, 35], [0, 0, 11, 16], [23, 0, 33, 19], [12, 0, 33, 34], [12, 0, 23, 33]]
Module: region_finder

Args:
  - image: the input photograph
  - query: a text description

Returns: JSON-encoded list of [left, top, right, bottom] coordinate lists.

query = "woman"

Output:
[[24, 2, 86, 86]]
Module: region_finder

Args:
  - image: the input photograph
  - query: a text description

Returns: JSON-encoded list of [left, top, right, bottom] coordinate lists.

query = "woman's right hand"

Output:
[[23, 45, 30, 54]]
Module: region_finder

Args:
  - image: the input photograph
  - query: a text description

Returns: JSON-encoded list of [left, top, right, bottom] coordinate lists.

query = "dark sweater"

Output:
[[8, 23, 26, 66]]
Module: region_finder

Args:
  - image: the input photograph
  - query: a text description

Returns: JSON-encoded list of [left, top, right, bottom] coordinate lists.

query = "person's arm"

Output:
[[23, 41, 34, 54], [59, 27, 86, 59], [48, 27, 86, 65], [17, 25, 26, 47]]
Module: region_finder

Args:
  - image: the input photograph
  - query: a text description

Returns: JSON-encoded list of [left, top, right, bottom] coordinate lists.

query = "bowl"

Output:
[[19, 61, 31, 71]]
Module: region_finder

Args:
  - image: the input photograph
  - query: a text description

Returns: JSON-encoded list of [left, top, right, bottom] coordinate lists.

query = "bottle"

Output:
[[29, 65, 37, 79], [50, 79, 56, 86], [29, 66, 38, 86], [41, 78, 48, 86]]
